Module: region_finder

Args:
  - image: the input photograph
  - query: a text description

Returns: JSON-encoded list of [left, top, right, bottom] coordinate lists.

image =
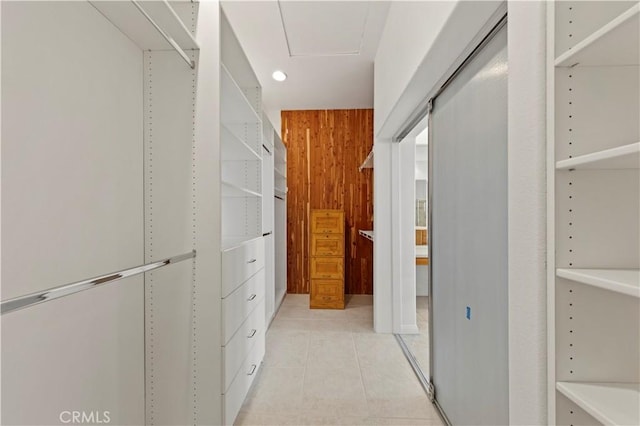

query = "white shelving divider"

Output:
[[556, 141, 640, 170], [556, 382, 640, 426], [549, 2, 640, 424], [557, 268, 640, 298]]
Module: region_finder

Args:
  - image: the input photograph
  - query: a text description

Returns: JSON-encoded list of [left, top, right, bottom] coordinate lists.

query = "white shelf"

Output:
[[556, 142, 640, 170], [557, 268, 640, 298], [90, 0, 198, 51], [221, 125, 261, 161], [274, 187, 287, 199], [359, 149, 374, 171], [359, 230, 374, 241], [221, 235, 263, 252], [555, 3, 639, 67], [274, 167, 286, 178], [221, 64, 262, 125], [556, 382, 640, 426], [415, 245, 429, 259], [222, 181, 262, 198]]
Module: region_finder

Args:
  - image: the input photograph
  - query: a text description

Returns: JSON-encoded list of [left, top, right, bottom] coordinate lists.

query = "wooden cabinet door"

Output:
[[310, 279, 344, 309], [310, 257, 344, 279], [311, 210, 344, 234], [311, 233, 344, 256]]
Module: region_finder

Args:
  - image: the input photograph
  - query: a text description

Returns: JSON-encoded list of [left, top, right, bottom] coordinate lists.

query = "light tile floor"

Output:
[[399, 296, 430, 375], [236, 294, 443, 426]]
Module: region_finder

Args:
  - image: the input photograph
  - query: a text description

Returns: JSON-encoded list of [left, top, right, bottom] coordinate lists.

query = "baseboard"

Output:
[[400, 324, 420, 334]]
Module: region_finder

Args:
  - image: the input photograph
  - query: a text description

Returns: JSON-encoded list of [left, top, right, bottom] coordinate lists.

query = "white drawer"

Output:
[[222, 269, 265, 344], [222, 237, 265, 297], [223, 300, 265, 392], [223, 330, 265, 426]]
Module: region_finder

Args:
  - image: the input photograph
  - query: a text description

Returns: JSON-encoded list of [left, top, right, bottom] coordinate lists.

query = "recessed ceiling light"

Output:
[[272, 70, 287, 82]]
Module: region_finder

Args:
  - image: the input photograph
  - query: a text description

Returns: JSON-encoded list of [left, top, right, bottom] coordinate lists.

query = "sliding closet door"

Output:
[[430, 23, 508, 425]]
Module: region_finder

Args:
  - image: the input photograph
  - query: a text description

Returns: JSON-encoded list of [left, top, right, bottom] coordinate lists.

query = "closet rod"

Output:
[[131, 0, 195, 69], [1, 250, 196, 315]]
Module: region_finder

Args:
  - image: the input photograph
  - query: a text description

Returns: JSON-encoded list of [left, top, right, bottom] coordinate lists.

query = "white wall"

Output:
[[264, 107, 281, 137], [507, 2, 547, 424], [374, 1, 458, 136], [373, 0, 457, 334]]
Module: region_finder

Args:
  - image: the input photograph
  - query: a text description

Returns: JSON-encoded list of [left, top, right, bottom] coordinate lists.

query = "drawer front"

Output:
[[311, 210, 344, 234], [222, 237, 265, 297], [222, 269, 265, 343], [310, 257, 344, 279], [223, 331, 265, 425], [311, 233, 343, 256], [310, 279, 344, 309], [223, 300, 265, 392]]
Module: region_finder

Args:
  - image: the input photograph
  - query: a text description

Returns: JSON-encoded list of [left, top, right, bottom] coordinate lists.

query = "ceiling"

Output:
[[221, 1, 390, 115]]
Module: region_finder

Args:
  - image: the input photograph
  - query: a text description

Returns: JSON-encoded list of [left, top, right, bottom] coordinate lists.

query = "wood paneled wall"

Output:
[[282, 110, 374, 295]]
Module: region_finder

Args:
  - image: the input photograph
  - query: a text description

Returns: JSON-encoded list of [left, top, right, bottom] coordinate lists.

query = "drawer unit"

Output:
[[223, 330, 265, 426], [222, 237, 265, 297], [310, 257, 344, 279], [310, 210, 344, 234], [311, 233, 344, 256], [222, 269, 265, 343], [223, 300, 265, 391], [310, 209, 345, 309], [310, 279, 344, 309]]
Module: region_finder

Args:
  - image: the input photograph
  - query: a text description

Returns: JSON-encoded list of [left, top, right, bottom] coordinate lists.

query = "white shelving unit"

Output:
[[221, 17, 262, 248], [220, 9, 266, 425], [273, 133, 288, 312], [548, 2, 640, 424], [262, 116, 276, 326]]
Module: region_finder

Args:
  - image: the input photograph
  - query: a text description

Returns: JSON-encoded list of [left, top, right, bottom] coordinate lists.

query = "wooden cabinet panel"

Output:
[[310, 257, 344, 279], [310, 279, 344, 309], [311, 233, 344, 256], [310, 209, 345, 308], [311, 210, 344, 234]]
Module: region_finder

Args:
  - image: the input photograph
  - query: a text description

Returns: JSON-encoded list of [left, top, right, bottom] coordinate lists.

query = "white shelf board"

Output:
[[222, 181, 262, 198], [556, 142, 640, 170], [274, 167, 286, 178], [221, 64, 262, 125], [415, 245, 429, 259], [359, 149, 374, 171], [359, 230, 374, 241], [556, 382, 640, 426], [557, 268, 640, 298], [221, 235, 263, 252], [555, 3, 639, 67], [221, 125, 261, 161], [90, 0, 198, 51]]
